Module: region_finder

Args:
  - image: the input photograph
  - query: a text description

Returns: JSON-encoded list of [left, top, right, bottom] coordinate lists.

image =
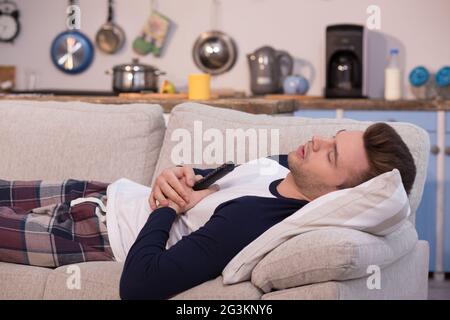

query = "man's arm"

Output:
[[119, 205, 240, 300]]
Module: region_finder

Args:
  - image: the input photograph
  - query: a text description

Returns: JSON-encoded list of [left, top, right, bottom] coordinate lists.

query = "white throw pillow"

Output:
[[222, 168, 411, 285]]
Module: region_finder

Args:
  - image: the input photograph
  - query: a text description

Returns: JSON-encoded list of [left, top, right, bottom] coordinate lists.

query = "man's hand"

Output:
[[149, 166, 197, 211], [166, 178, 220, 215]]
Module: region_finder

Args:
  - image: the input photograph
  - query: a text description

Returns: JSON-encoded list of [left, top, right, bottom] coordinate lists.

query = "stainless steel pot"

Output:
[[108, 58, 165, 93]]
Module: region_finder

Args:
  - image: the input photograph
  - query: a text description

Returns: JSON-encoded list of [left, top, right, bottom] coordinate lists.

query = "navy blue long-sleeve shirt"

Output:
[[120, 155, 308, 300]]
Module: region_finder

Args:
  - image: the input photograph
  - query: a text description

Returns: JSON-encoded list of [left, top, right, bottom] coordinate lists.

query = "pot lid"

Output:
[[113, 58, 158, 72]]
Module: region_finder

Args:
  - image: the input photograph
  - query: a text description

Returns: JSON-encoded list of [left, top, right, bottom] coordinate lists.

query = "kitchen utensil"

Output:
[[50, 0, 94, 74], [132, 32, 154, 56], [145, 11, 172, 57], [192, 30, 237, 75], [51, 30, 94, 74], [247, 46, 293, 95], [325, 24, 365, 98], [409, 66, 429, 87], [283, 75, 309, 95], [435, 66, 450, 99], [132, 2, 173, 57], [436, 66, 450, 88], [95, 0, 125, 54], [409, 66, 431, 100], [107, 58, 166, 93]]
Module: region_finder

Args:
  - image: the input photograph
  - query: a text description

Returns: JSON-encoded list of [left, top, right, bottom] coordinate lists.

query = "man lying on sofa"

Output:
[[0, 123, 416, 300]]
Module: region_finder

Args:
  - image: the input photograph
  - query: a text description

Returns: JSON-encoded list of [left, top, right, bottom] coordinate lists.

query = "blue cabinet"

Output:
[[442, 107, 450, 271], [446, 113, 450, 133], [445, 132, 450, 272], [445, 114, 450, 274], [415, 131, 437, 272]]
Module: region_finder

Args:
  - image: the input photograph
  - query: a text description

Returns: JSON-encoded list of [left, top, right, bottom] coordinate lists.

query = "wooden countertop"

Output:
[[293, 98, 450, 111], [0, 95, 295, 115], [1, 93, 449, 113]]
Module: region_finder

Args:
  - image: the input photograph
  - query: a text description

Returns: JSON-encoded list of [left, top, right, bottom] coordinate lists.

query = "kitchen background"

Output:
[[0, 0, 449, 98]]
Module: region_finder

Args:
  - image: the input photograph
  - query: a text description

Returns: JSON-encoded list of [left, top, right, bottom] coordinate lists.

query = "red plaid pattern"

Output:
[[0, 179, 114, 267]]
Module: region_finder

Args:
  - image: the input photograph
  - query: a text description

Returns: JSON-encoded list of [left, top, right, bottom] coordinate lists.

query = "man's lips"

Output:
[[297, 143, 306, 159]]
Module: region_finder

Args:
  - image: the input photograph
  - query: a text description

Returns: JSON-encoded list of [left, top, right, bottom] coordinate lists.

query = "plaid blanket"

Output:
[[0, 179, 115, 267]]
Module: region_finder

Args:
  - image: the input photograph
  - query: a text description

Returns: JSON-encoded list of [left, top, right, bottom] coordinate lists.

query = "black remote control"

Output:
[[193, 161, 235, 191]]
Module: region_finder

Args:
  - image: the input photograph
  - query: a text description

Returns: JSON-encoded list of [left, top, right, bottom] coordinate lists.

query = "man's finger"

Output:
[[153, 186, 168, 207], [174, 166, 186, 177], [159, 180, 186, 208], [149, 190, 157, 210], [183, 167, 197, 187], [166, 172, 190, 202]]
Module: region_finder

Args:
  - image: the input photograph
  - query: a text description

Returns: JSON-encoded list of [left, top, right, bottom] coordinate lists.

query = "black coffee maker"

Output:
[[325, 24, 365, 98]]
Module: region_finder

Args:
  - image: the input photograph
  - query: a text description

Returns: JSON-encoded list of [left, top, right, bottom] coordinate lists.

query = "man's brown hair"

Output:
[[357, 122, 417, 194]]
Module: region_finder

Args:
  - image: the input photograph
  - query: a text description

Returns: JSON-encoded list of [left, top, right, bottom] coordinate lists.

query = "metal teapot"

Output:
[[247, 46, 294, 95]]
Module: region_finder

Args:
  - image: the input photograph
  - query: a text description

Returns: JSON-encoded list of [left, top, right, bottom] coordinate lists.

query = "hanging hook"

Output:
[[210, 0, 221, 31], [150, 0, 158, 12], [107, 0, 113, 22]]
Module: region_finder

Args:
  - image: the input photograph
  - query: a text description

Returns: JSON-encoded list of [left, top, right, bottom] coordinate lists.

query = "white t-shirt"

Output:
[[106, 157, 289, 262]]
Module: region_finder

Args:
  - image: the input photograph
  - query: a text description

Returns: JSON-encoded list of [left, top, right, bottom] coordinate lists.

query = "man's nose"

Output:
[[312, 136, 333, 151]]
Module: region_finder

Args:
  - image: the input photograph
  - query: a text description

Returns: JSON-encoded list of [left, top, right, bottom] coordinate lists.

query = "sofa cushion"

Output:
[[43, 261, 123, 300], [40, 262, 261, 300], [0, 262, 51, 299], [261, 282, 340, 300], [171, 276, 262, 300], [260, 240, 428, 300], [252, 221, 418, 293], [154, 102, 429, 224], [223, 168, 411, 284], [0, 100, 165, 185]]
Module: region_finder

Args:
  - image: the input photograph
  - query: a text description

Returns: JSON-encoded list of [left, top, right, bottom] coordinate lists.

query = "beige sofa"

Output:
[[0, 100, 430, 300]]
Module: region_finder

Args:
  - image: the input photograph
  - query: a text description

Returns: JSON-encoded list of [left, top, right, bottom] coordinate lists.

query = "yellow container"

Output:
[[188, 73, 211, 100]]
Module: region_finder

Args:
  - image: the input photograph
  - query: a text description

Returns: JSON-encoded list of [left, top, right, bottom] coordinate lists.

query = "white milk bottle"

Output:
[[384, 48, 402, 100]]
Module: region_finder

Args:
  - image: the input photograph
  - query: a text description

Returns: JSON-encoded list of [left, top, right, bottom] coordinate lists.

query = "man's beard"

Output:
[[287, 151, 334, 200]]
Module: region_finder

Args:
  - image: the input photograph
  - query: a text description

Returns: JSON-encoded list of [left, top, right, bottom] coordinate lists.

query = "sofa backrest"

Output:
[[154, 102, 430, 224], [0, 100, 165, 185]]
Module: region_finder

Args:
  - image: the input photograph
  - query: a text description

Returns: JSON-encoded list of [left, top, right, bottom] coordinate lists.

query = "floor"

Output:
[[428, 276, 450, 300]]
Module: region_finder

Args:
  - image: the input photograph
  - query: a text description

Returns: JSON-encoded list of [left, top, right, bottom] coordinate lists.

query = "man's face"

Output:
[[287, 129, 370, 200]]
